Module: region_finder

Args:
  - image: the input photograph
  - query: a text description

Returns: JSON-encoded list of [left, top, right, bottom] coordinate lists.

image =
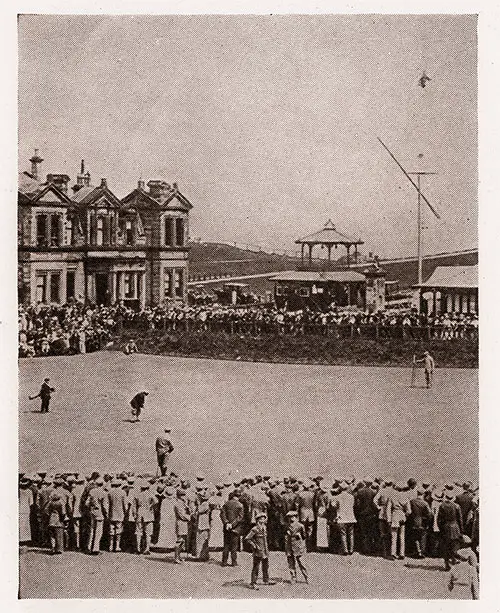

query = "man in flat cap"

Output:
[[284, 510, 308, 584], [244, 513, 276, 590], [174, 489, 191, 563], [156, 428, 174, 477], [29, 377, 55, 413]]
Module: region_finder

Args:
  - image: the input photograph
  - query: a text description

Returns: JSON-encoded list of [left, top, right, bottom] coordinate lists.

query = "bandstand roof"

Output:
[[271, 270, 367, 283], [295, 219, 364, 246], [418, 265, 478, 289]]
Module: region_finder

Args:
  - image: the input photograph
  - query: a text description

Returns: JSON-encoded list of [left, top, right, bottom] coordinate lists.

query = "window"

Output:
[[96, 217, 104, 246], [36, 274, 46, 303], [50, 273, 60, 303], [50, 214, 61, 246], [36, 215, 48, 247], [124, 272, 134, 299], [299, 287, 310, 297], [276, 285, 283, 296], [125, 220, 134, 246], [66, 271, 75, 301], [175, 218, 184, 246], [175, 269, 184, 298], [164, 218, 175, 246], [163, 268, 172, 298]]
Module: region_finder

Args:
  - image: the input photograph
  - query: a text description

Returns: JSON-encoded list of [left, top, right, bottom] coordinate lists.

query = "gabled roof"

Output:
[[121, 185, 193, 212], [71, 184, 121, 208], [18, 171, 43, 198], [18, 172, 72, 205], [418, 265, 478, 289], [270, 270, 367, 283], [296, 219, 363, 245]]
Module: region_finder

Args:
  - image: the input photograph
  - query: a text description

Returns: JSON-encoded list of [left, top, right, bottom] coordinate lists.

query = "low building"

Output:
[[271, 267, 386, 312], [416, 265, 478, 314], [18, 151, 192, 307]]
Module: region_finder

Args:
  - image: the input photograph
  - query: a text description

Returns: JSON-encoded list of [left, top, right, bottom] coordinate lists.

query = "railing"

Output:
[[118, 317, 478, 341]]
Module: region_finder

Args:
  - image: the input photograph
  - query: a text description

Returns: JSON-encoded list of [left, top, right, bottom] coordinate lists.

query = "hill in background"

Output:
[[188, 241, 478, 294]]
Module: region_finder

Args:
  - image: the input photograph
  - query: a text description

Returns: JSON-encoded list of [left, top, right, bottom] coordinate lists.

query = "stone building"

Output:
[[18, 151, 192, 307]]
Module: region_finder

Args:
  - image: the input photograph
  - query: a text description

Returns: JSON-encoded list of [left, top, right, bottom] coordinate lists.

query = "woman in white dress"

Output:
[[209, 485, 224, 550], [19, 477, 34, 544], [154, 487, 177, 551]]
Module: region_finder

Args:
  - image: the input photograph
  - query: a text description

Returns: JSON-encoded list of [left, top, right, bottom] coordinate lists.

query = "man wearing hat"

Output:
[[29, 377, 55, 413], [354, 477, 378, 556], [173, 489, 191, 563], [244, 512, 276, 590], [37, 475, 55, 548], [107, 478, 128, 552], [415, 351, 435, 388], [284, 510, 308, 584], [47, 479, 68, 554], [133, 480, 157, 554], [85, 476, 108, 555], [297, 481, 316, 552], [408, 488, 432, 559], [331, 481, 357, 556], [437, 492, 464, 570], [130, 391, 149, 422], [220, 490, 245, 567], [448, 545, 479, 599], [373, 478, 395, 558], [67, 474, 85, 550], [455, 482, 475, 537], [155, 429, 174, 477]]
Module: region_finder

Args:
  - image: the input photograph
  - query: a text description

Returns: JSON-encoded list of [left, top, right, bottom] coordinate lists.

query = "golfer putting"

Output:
[[414, 351, 435, 388]]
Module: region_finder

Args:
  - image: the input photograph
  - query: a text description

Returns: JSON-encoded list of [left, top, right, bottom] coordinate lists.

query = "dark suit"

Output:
[[220, 497, 244, 565], [437, 500, 463, 568], [297, 490, 315, 551], [245, 523, 270, 585], [409, 497, 432, 556], [39, 382, 54, 413], [455, 492, 474, 536], [267, 488, 283, 550], [354, 486, 377, 554]]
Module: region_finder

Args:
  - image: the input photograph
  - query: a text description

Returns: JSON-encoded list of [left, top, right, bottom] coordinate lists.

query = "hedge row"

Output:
[[111, 330, 478, 368]]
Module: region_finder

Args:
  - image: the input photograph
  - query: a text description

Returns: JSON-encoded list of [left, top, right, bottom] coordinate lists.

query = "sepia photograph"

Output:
[[16, 11, 479, 600]]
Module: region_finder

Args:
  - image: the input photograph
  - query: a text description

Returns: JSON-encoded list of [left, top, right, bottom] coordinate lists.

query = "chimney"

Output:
[[76, 160, 87, 186], [100, 178, 107, 188], [29, 148, 43, 180], [46, 173, 70, 194], [172, 182, 178, 190], [138, 178, 145, 190], [147, 179, 166, 200]]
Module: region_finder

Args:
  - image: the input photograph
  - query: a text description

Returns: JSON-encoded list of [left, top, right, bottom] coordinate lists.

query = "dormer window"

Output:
[[96, 217, 104, 246], [125, 220, 134, 246], [36, 214, 48, 247]]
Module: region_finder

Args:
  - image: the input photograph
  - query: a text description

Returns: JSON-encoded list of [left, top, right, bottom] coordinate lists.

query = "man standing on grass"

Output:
[[155, 429, 174, 477], [29, 377, 55, 413], [130, 391, 149, 422], [415, 351, 435, 388], [244, 512, 276, 590]]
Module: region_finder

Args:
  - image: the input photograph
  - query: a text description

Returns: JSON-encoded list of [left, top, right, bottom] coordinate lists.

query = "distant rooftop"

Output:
[[418, 265, 478, 289]]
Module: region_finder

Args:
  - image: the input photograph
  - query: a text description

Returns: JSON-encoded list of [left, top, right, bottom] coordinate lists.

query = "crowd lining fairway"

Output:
[[19, 352, 478, 483]]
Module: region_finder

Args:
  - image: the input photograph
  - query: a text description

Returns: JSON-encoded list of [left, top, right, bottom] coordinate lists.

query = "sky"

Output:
[[18, 14, 477, 258]]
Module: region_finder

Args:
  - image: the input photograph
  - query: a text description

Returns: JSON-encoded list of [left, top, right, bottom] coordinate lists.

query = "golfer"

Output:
[[130, 391, 149, 422], [416, 351, 435, 388], [29, 377, 55, 413]]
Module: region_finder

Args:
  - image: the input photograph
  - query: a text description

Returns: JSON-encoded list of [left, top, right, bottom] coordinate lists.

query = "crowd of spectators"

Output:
[[19, 301, 479, 357]]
